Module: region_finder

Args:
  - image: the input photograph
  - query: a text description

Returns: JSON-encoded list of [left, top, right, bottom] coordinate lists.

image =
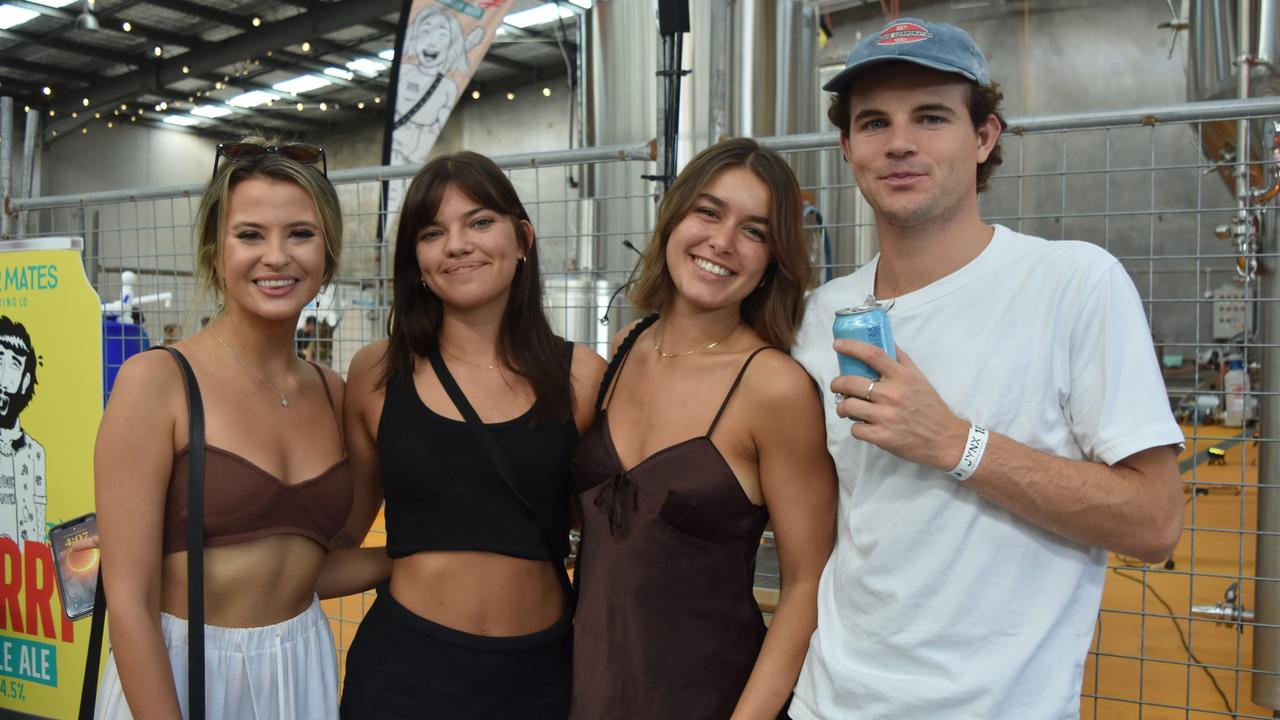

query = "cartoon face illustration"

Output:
[[404, 6, 473, 77], [417, 14, 453, 71], [0, 318, 36, 430]]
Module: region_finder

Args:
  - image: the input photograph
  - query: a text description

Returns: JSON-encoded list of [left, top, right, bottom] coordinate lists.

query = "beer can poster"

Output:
[[0, 238, 103, 717]]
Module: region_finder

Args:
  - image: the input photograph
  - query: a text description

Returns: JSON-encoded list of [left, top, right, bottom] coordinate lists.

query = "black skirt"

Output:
[[340, 581, 571, 720]]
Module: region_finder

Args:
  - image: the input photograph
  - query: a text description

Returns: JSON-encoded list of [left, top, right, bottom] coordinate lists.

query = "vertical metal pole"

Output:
[[1255, 197, 1280, 712], [708, 0, 730, 145], [17, 109, 37, 240], [0, 97, 13, 240], [774, 0, 793, 136], [1259, 0, 1277, 67], [656, 33, 669, 193]]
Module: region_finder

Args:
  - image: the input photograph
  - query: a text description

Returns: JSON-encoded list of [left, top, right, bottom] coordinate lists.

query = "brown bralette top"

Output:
[[162, 361, 353, 555]]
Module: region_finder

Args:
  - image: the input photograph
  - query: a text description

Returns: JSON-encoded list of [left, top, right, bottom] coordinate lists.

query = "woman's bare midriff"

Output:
[[389, 551, 564, 636], [160, 535, 326, 627]]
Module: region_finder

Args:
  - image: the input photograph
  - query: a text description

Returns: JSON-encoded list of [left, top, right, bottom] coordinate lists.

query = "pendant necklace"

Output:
[[209, 323, 291, 407]]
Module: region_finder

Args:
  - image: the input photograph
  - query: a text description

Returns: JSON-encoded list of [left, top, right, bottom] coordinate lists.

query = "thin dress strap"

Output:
[[706, 346, 777, 438], [306, 360, 344, 453]]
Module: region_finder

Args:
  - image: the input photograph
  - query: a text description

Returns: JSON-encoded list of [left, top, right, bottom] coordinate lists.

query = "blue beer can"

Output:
[[833, 298, 897, 379]]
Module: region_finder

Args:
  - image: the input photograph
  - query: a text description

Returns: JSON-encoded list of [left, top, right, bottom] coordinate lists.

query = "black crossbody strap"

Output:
[[161, 347, 206, 720], [78, 346, 206, 720], [77, 567, 107, 719], [594, 313, 659, 412], [425, 348, 575, 609]]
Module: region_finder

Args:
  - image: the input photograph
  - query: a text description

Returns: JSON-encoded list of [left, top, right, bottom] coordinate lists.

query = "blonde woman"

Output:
[[93, 140, 388, 719]]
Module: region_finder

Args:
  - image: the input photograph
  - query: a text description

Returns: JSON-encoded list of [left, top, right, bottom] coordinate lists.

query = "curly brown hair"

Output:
[[827, 77, 1006, 193]]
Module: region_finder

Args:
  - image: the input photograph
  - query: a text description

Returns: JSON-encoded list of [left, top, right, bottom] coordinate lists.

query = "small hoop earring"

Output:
[[517, 255, 527, 264]]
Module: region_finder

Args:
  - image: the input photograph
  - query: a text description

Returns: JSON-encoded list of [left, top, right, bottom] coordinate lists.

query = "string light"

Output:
[[296, 102, 304, 111], [94, 111, 100, 118], [81, 128, 87, 134], [48, 110, 54, 117], [130, 116, 136, 122], [82, 97, 89, 107], [51, 130, 57, 136], [71, 112, 77, 118], [153, 46, 163, 57], [357, 101, 365, 109], [251, 16, 261, 27], [301, 41, 311, 53], [182, 65, 190, 74], [373, 96, 381, 104], [121, 21, 131, 31], [542, 87, 551, 97], [42, 87, 51, 96], [319, 102, 328, 111], [506, 92, 515, 101], [471, 89, 480, 100], [22, 105, 29, 113], [119, 103, 126, 110], [107, 121, 113, 128]]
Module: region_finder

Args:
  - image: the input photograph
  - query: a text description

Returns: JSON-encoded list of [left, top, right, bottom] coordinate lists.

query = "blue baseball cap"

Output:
[[823, 18, 990, 93]]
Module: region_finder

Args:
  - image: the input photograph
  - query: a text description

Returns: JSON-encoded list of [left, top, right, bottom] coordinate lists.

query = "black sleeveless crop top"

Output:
[[377, 340, 579, 561]]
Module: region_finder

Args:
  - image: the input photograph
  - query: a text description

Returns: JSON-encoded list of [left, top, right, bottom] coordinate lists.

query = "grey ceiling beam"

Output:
[[480, 48, 541, 76], [47, 0, 400, 125], [0, 56, 94, 84], [0, 28, 140, 66], [159, 0, 257, 29]]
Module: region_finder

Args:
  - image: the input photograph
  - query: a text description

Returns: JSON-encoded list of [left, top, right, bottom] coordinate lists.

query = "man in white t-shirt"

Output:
[[787, 18, 1184, 720]]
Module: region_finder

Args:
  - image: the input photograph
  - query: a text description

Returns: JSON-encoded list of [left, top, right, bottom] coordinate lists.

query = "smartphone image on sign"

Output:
[[49, 513, 99, 620]]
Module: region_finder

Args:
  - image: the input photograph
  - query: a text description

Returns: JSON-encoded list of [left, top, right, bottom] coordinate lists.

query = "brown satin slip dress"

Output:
[[571, 323, 774, 720]]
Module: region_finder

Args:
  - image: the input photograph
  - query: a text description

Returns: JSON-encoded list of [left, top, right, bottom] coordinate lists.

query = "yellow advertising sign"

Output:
[[0, 238, 102, 718]]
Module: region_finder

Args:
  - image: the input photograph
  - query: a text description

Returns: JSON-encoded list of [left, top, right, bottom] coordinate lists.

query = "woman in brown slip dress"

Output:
[[571, 138, 838, 720]]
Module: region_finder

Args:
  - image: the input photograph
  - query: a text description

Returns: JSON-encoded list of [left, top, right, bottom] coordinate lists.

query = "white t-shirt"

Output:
[[788, 225, 1182, 720]]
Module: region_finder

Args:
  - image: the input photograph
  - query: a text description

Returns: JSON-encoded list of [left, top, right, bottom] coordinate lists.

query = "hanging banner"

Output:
[[0, 238, 102, 719], [383, 0, 516, 236]]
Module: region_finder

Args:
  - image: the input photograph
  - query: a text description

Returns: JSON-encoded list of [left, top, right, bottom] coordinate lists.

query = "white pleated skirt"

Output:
[[94, 595, 339, 720]]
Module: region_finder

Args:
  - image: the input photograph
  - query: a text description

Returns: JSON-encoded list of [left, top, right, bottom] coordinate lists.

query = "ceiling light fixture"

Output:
[[75, 0, 99, 31]]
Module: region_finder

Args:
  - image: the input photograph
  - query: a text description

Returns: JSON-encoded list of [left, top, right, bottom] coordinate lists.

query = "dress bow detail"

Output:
[[594, 470, 638, 535]]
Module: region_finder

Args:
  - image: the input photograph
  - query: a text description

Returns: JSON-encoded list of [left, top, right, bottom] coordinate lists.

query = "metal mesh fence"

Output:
[[12, 97, 1280, 717]]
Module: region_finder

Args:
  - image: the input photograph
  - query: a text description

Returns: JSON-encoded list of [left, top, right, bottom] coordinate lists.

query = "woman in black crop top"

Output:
[[94, 138, 390, 719], [570, 139, 837, 719], [340, 151, 605, 719]]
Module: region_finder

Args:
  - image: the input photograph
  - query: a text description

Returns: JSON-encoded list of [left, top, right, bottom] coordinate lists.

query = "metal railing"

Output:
[[11, 96, 1280, 717]]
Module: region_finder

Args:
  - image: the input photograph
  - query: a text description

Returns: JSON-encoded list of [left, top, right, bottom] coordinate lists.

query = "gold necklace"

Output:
[[209, 323, 291, 407], [441, 345, 499, 370], [652, 320, 740, 358]]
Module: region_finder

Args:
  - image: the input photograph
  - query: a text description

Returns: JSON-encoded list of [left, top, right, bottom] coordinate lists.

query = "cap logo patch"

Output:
[[877, 22, 933, 45]]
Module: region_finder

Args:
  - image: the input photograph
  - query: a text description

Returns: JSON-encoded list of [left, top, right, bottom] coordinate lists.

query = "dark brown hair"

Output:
[[382, 151, 571, 422], [827, 74, 1006, 192], [630, 138, 810, 350]]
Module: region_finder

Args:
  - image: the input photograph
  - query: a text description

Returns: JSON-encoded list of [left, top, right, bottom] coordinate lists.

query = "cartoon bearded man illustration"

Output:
[[0, 317, 44, 546], [391, 4, 484, 165]]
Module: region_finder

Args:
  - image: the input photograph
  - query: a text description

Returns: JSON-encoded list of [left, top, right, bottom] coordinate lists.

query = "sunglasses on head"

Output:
[[212, 143, 327, 180]]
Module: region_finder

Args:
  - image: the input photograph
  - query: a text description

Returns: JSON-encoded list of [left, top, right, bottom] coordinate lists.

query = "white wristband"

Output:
[[948, 425, 989, 482]]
